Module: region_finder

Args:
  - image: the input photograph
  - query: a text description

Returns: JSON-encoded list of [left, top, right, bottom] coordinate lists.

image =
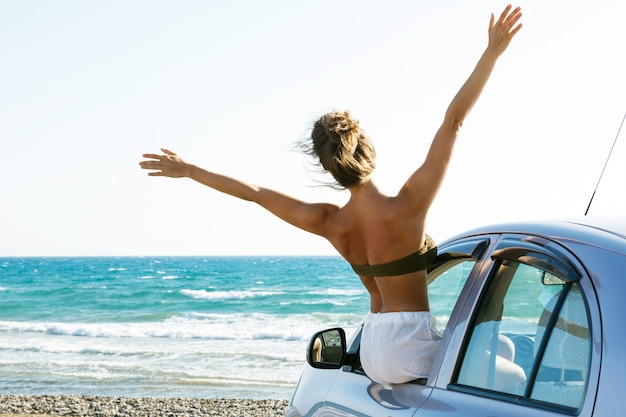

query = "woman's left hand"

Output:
[[487, 4, 523, 57]]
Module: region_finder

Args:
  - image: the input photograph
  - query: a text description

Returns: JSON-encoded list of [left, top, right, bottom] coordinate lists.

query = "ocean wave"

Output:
[[307, 288, 365, 296], [179, 289, 284, 301], [301, 299, 348, 307], [0, 312, 354, 341]]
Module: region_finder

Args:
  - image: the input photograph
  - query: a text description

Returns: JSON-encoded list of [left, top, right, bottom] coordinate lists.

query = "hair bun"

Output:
[[322, 111, 359, 153]]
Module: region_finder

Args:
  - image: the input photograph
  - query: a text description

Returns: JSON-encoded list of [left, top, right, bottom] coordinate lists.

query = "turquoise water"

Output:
[[0, 257, 368, 400]]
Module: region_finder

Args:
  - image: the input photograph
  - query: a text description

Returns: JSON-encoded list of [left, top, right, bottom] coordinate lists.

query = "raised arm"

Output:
[[402, 5, 522, 210], [139, 148, 338, 236]]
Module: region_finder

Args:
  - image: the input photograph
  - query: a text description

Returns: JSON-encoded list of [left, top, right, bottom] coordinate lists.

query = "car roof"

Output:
[[443, 216, 626, 251]]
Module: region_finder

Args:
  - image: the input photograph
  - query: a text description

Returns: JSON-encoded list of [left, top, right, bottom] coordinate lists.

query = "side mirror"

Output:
[[307, 328, 346, 369], [542, 271, 566, 285]]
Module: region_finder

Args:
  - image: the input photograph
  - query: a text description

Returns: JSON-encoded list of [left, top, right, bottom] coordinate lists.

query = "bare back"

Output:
[[325, 183, 431, 314]]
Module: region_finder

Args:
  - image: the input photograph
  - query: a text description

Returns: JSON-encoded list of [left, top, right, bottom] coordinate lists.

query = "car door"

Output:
[[318, 236, 491, 416], [417, 234, 600, 417]]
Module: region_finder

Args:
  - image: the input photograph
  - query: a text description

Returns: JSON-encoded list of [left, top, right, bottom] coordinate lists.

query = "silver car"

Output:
[[287, 217, 626, 417]]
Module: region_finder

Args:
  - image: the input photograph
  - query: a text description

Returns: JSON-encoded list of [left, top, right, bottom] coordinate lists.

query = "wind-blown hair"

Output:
[[300, 111, 376, 189]]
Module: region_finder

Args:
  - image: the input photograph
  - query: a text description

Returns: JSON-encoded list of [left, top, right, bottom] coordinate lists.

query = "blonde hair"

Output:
[[302, 111, 376, 189]]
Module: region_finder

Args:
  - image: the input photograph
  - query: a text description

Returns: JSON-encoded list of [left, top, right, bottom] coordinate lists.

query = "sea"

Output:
[[0, 256, 369, 400]]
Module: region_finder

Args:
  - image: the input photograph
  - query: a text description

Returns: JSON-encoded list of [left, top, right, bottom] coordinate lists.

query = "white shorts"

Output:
[[360, 311, 442, 385]]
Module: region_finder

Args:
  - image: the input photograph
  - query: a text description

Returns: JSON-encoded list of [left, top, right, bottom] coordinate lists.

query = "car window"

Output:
[[427, 237, 489, 334], [428, 259, 475, 333], [530, 282, 590, 408], [454, 257, 591, 412]]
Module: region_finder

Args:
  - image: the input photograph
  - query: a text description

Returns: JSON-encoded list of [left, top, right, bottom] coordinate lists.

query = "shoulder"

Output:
[[393, 180, 431, 216]]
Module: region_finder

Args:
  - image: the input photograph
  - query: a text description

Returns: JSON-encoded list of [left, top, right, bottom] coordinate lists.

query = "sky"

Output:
[[2, 0, 625, 256]]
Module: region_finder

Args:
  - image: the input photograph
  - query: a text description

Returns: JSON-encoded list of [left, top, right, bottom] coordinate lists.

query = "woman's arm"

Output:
[[402, 5, 522, 210], [140, 148, 338, 236]]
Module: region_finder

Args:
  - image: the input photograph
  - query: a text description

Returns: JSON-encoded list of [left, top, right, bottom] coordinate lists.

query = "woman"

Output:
[[140, 5, 522, 385]]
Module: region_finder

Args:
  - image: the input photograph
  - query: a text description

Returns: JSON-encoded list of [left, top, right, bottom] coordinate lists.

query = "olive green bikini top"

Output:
[[350, 234, 437, 277]]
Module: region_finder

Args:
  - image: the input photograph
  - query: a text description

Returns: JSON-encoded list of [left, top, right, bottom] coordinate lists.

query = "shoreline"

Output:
[[0, 395, 289, 417]]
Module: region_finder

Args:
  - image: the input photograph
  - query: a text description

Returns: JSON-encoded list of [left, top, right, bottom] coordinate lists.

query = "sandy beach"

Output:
[[0, 395, 289, 417]]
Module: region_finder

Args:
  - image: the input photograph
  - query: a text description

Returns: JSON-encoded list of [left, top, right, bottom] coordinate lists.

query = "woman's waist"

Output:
[[363, 310, 436, 325], [376, 292, 430, 313]]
